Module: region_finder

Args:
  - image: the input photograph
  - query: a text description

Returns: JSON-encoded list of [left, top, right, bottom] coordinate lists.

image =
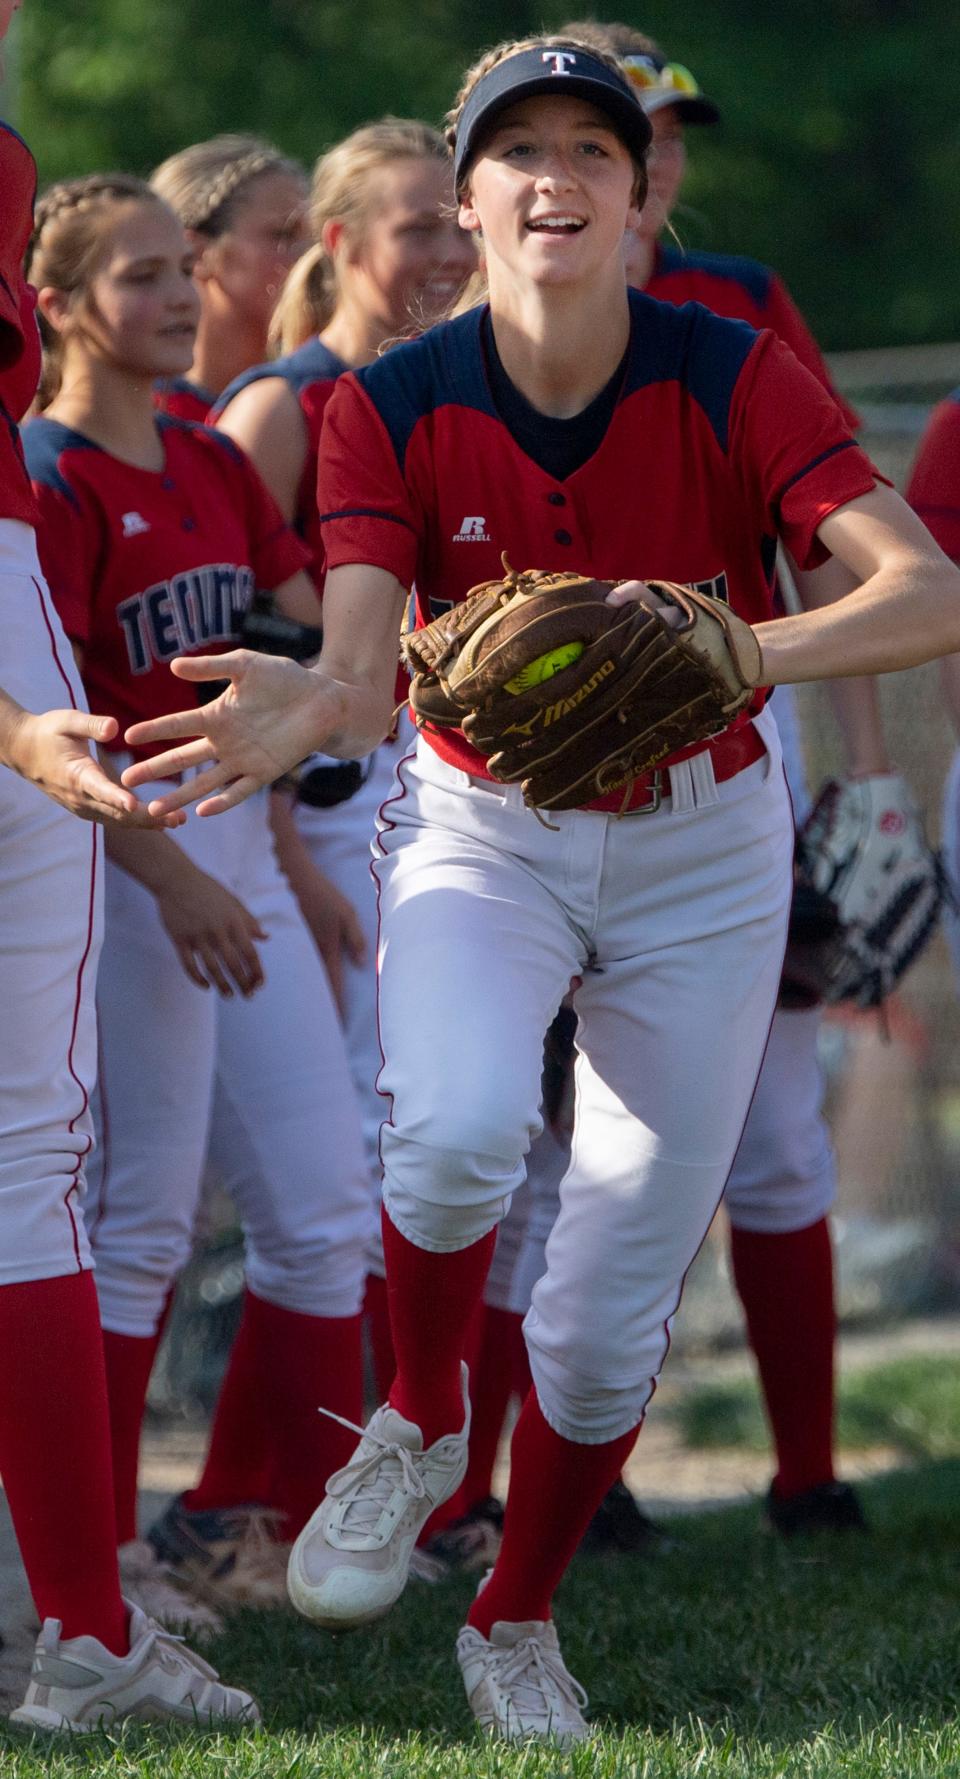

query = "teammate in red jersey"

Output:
[[0, 0, 257, 1731], [426, 17, 889, 1562], [122, 37, 960, 1742], [150, 134, 308, 423], [25, 173, 371, 1623], [213, 120, 475, 1392]]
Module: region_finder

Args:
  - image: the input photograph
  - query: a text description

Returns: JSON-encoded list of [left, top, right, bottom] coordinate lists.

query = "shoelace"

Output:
[[492, 1636, 588, 1723], [319, 1406, 427, 1545]]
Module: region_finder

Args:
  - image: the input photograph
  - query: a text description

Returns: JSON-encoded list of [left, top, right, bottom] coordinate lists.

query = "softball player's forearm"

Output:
[[756, 552, 960, 683]]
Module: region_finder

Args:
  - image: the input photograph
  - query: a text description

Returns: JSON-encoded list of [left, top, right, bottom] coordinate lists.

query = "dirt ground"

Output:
[[2, 1314, 959, 1712]]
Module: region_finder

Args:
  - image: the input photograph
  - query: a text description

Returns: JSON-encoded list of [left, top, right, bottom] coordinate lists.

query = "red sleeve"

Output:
[[729, 331, 886, 571], [0, 127, 36, 369], [761, 275, 860, 432], [228, 437, 311, 589], [317, 374, 420, 586], [31, 479, 105, 648], [905, 398, 960, 560]]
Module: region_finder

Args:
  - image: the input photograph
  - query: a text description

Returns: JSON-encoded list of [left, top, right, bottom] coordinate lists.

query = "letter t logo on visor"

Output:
[[542, 51, 577, 76]]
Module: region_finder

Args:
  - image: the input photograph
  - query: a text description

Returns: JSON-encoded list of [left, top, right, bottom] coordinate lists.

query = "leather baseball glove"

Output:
[[401, 556, 761, 814], [794, 773, 948, 1008]]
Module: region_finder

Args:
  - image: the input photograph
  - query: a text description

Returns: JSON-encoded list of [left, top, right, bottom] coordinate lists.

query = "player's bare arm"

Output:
[[0, 686, 179, 828], [121, 565, 407, 816], [214, 377, 308, 522], [789, 552, 890, 775], [757, 485, 960, 682], [102, 814, 267, 997]]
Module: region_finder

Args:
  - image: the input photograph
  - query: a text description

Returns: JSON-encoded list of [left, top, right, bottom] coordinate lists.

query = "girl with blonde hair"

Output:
[[151, 133, 308, 421]]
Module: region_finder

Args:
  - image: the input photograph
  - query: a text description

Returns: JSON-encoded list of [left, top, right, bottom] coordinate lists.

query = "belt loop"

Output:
[[689, 747, 720, 809], [665, 758, 695, 813]]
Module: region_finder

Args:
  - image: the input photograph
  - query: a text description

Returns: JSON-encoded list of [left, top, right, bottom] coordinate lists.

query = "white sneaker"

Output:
[[118, 1541, 224, 1635], [9, 1603, 260, 1732], [456, 1618, 589, 1746], [287, 1365, 470, 1628]]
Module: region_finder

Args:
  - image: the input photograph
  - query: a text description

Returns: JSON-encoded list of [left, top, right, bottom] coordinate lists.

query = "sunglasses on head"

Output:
[[621, 56, 703, 98]]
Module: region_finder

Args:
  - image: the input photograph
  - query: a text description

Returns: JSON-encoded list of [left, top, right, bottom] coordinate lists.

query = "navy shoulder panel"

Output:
[[21, 418, 102, 509], [212, 337, 347, 417], [0, 117, 34, 157], [623, 290, 758, 452], [352, 309, 495, 470], [656, 244, 774, 309], [156, 412, 246, 466]]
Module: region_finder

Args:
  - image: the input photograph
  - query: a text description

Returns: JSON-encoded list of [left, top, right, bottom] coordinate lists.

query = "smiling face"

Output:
[[345, 157, 476, 333], [59, 200, 201, 379], [459, 95, 642, 295]]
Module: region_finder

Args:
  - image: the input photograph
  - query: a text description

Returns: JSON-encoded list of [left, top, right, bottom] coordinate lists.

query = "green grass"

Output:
[[3, 1460, 960, 1776], [675, 1352, 960, 1459]]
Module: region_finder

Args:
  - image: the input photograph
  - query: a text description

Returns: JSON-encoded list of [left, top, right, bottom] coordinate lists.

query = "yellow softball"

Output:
[[505, 640, 585, 695]]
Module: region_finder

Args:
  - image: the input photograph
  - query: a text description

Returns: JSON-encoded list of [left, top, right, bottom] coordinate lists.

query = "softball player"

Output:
[[0, 12, 256, 1730], [25, 174, 371, 1616], [151, 135, 309, 422], [432, 20, 889, 1560], [123, 37, 960, 1744], [212, 121, 475, 1383]]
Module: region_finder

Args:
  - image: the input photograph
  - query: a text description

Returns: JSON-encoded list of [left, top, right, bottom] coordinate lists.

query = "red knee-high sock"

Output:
[[382, 1206, 495, 1447], [0, 1273, 127, 1653], [101, 1326, 166, 1546], [183, 1290, 275, 1515], [187, 1290, 363, 1538], [729, 1216, 836, 1500], [363, 1273, 396, 1401], [467, 1390, 638, 1635]]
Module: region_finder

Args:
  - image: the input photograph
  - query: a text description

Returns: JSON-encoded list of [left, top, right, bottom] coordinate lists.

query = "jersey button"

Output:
[[181, 518, 196, 532], [162, 478, 175, 491], [554, 528, 573, 545], [547, 492, 566, 506]]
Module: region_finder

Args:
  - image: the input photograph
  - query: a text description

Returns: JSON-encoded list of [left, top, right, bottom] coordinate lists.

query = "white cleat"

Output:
[[287, 1365, 470, 1629], [9, 1603, 260, 1733], [456, 1617, 590, 1747], [118, 1540, 224, 1635]]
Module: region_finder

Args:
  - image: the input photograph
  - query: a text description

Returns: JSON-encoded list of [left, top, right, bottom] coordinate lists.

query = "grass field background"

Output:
[[2, 1350, 960, 1776]]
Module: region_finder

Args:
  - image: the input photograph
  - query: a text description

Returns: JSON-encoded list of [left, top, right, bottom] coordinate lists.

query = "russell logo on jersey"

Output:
[[452, 515, 492, 543]]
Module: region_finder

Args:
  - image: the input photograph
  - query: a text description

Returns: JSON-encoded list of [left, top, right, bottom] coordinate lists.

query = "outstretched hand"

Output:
[[121, 651, 334, 818], [7, 709, 184, 828]]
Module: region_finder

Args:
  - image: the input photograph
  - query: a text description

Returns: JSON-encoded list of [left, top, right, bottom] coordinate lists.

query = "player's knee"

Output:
[[91, 1254, 177, 1338], [528, 1352, 651, 1444], [243, 1208, 372, 1317], [382, 1176, 512, 1252], [380, 1124, 526, 1252], [726, 1164, 835, 1235]]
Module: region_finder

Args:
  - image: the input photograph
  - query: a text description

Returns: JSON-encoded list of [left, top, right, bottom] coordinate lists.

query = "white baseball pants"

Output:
[[373, 714, 793, 1442], [86, 776, 372, 1337], [0, 521, 101, 1284]]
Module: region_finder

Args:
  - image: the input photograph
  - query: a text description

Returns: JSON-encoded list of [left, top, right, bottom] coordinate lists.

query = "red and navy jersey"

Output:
[[0, 119, 41, 527], [906, 393, 960, 558], [24, 415, 308, 756], [212, 337, 347, 574], [646, 244, 859, 432], [154, 376, 215, 425], [319, 291, 882, 783]]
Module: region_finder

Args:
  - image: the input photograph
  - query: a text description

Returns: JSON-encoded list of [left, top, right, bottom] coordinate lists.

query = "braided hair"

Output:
[[150, 135, 304, 237], [27, 173, 164, 409]]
